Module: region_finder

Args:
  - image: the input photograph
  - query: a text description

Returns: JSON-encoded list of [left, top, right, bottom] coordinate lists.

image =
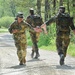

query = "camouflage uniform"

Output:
[[45, 6, 75, 65], [9, 20, 34, 64], [46, 12, 75, 56], [26, 14, 43, 58]]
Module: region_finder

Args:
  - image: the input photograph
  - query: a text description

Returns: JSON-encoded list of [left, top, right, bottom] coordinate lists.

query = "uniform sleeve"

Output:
[[45, 16, 56, 26], [8, 22, 15, 33], [69, 17, 75, 30]]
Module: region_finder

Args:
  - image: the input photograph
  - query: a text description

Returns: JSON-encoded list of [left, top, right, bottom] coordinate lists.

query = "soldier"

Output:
[[26, 8, 43, 59], [41, 6, 75, 65], [8, 12, 35, 65]]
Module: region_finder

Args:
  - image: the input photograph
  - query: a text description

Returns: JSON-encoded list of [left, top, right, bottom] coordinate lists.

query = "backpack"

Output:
[[30, 15, 43, 27]]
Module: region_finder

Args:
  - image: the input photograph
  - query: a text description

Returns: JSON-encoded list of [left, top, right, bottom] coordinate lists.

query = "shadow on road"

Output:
[[56, 64, 75, 70], [8, 64, 26, 69], [27, 58, 45, 62]]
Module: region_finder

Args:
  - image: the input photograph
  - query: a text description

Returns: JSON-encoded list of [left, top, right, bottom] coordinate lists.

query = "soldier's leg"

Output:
[[15, 42, 23, 65], [34, 33, 40, 59], [33, 42, 40, 59], [56, 36, 63, 55], [21, 43, 27, 64], [63, 37, 70, 57], [56, 36, 64, 65], [31, 46, 35, 58], [17, 50, 24, 65], [30, 33, 35, 58], [30, 33, 39, 58]]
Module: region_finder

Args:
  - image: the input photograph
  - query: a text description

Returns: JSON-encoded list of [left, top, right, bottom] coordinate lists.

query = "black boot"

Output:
[[19, 60, 23, 65], [35, 53, 40, 59], [31, 50, 34, 58], [59, 54, 64, 65]]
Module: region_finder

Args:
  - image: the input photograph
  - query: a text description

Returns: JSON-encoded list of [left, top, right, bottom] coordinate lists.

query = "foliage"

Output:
[[0, 28, 8, 33], [0, 16, 14, 28], [38, 33, 51, 47]]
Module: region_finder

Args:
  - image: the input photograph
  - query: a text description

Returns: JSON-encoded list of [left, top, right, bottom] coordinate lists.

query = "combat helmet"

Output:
[[15, 12, 23, 20], [59, 6, 65, 10], [59, 6, 65, 13], [29, 8, 34, 15]]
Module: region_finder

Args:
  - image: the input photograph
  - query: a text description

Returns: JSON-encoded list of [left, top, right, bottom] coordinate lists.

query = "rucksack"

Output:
[[30, 15, 43, 27]]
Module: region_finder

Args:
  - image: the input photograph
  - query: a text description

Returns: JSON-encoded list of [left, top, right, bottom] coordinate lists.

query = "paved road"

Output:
[[0, 33, 75, 75]]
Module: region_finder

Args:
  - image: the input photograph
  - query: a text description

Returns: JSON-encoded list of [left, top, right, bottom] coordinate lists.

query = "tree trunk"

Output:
[[59, 0, 63, 6], [37, 0, 41, 16], [53, 0, 56, 14], [73, 0, 75, 19], [10, 0, 16, 17], [45, 0, 51, 21], [67, 0, 70, 14]]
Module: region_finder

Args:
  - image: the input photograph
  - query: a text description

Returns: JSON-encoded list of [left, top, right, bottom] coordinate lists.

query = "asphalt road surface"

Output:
[[0, 33, 75, 75]]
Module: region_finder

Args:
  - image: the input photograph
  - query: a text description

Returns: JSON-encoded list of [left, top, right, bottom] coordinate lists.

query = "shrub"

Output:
[[0, 16, 14, 28], [38, 33, 52, 47]]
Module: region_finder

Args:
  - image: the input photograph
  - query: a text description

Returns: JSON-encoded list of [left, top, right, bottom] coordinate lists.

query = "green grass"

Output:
[[0, 28, 8, 33], [68, 43, 75, 57], [40, 39, 75, 57], [40, 38, 56, 51]]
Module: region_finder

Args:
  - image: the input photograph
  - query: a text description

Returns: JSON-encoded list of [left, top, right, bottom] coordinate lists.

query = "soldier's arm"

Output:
[[8, 22, 14, 34], [45, 16, 56, 26], [69, 17, 75, 30], [69, 17, 75, 34], [41, 16, 56, 34]]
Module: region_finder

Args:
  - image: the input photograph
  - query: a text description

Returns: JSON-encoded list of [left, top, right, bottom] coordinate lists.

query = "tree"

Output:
[[45, 0, 51, 21], [67, 0, 70, 14], [9, 0, 16, 17], [73, 0, 75, 19], [37, 0, 42, 16], [53, 0, 56, 14], [59, 0, 63, 6]]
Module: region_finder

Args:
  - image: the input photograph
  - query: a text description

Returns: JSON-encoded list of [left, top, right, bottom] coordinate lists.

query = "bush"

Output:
[[38, 33, 52, 47], [0, 16, 14, 28]]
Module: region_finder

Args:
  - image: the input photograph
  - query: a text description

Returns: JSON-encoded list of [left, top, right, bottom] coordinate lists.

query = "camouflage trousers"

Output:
[[14, 34, 27, 63], [30, 32, 40, 53], [56, 33, 70, 57]]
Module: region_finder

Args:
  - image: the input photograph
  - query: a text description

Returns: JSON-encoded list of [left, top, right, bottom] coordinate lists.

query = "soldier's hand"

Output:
[[41, 24, 48, 34], [34, 27, 42, 33], [12, 29, 19, 33]]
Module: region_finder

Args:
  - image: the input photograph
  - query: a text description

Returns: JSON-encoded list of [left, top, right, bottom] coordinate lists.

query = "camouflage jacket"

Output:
[[26, 15, 43, 28], [9, 20, 34, 34], [45, 13, 75, 34], [8, 20, 35, 41]]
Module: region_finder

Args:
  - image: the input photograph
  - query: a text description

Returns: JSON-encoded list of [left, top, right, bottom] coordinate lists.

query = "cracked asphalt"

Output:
[[0, 33, 75, 75]]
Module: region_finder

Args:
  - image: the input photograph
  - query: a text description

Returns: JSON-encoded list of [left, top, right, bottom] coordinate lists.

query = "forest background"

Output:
[[0, 0, 75, 56]]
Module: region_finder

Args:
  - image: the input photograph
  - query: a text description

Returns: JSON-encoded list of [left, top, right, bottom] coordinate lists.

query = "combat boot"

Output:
[[23, 58, 26, 64], [31, 50, 34, 58], [59, 54, 64, 65], [19, 60, 23, 65], [34, 53, 40, 59]]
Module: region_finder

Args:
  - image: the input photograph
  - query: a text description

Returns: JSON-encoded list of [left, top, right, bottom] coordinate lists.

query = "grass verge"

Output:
[[0, 28, 8, 33]]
